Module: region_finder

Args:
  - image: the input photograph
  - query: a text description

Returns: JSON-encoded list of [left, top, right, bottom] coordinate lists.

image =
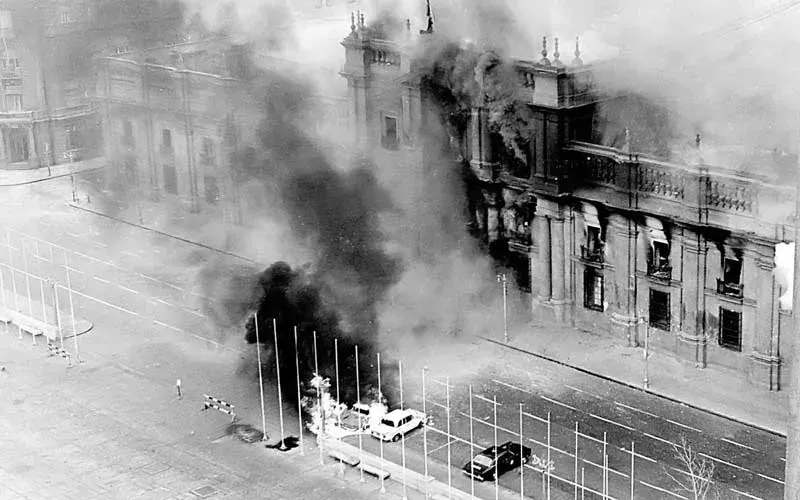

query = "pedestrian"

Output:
[[176, 378, 182, 399]]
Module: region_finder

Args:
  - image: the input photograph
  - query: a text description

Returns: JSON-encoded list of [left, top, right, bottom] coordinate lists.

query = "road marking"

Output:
[[156, 299, 173, 307], [93, 276, 110, 284], [757, 473, 784, 485], [140, 273, 183, 291], [522, 411, 548, 425], [663, 418, 701, 433], [541, 395, 576, 412], [186, 309, 204, 318], [94, 242, 109, 249], [473, 393, 502, 406], [721, 438, 756, 451], [581, 458, 629, 479], [492, 378, 531, 394], [698, 453, 750, 473], [642, 432, 675, 446], [117, 285, 140, 295], [614, 401, 660, 419], [66, 232, 79, 238], [730, 489, 763, 500], [565, 385, 604, 400], [121, 251, 139, 259], [639, 480, 688, 499], [427, 439, 455, 455], [153, 320, 182, 332], [589, 413, 635, 431], [63, 287, 138, 316]]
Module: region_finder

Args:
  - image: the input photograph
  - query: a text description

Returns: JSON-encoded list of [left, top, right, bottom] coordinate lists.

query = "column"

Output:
[[550, 216, 566, 303], [27, 126, 38, 168], [677, 231, 707, 367], [748, 253, 782, 390], [609, 214, 640, 346], [536, 214, 551, 302]]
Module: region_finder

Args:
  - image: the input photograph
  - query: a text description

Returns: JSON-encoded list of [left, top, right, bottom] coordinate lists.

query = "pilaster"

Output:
[[676, 230, 708, 367], [607, 213, 640, 346], [748, 254, 782, 390]]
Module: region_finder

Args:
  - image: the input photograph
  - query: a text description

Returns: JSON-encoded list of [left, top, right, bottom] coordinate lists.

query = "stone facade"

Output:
[[340, 18, 796, 392]]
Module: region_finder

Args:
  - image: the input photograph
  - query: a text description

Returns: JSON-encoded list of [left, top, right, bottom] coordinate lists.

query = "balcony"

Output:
[[647, 262, 672, 282], [580, 245, 604, 264], [716, 279, 744, 299]]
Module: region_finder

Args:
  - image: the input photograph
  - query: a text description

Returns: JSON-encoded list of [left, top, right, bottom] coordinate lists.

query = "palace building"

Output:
[[339, 13, 797, 391]]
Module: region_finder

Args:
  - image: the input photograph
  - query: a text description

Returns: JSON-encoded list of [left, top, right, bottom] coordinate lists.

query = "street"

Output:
[[0, 176, 787, 499]]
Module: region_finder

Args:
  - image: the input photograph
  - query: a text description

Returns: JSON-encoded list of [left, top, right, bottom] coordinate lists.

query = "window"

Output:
[[122, 120, 134, 147], [122, 156, 137, 184], [649, 289, 670, 331], [381, 115, 398, 150], [163, 163, 177, 194], [65, 125, 84, 150], [60, 11, 70, 24], [204, 175, 219, 205], [5, 94, 22, 111], [161, 129, 172, 155], [6, 128, 28, 162], [511, 253, 531, 293], [200, 137, 214, 165], [723, 258, 742, 284], [584, 267, 604, 311], [719, 308, 742, 351], [1, 58, 20, 70], [582, 226, 604, 263], [648, 241, 671, 279], [0, 10, 13, 33]]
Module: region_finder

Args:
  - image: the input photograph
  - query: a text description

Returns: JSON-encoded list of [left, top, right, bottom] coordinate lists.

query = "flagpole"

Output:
[[313, 331, 324, 465], [254, 312, 268, 442], [469, 385, 475, 498], [399, 359, 407, 500], [494, 395, 499, 500], [334, 338, 340, 417], [273, 317, 286, 448], [293, 325, 304, 455], [64, 253, 79, 361], [520, 403, 525, 500], [356, 344, 364, 483], [378, 351, 386, 494], [422, 366, 429, 495], [446, 375, 452, 497]]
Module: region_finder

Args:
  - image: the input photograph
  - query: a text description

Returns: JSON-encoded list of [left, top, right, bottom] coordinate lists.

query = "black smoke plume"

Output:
[[206, 69, 403, 407]]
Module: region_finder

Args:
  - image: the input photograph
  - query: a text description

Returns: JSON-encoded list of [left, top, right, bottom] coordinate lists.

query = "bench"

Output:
[[328, 450, 360, 467], [358, 463, 391, 480]]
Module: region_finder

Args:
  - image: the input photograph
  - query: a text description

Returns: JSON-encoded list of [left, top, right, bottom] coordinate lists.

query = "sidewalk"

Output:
[[492, 319, 788, 437], [0, 158, 104, 186]]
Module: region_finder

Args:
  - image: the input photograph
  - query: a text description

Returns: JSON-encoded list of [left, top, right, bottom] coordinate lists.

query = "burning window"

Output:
[[723, 258, 742, 284], [719, 308, 742, 351], [584, 267, 604, 311], [204, 175, 219, 205], [381, 115, 398, 150], [649, 289, 670, 331], [163, 162, 177, 194]]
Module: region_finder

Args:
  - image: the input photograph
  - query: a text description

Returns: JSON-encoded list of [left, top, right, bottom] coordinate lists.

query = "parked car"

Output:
[[369, 408, 427, 442], [340, 402, 372, 432], [462, 441, 532, 481]]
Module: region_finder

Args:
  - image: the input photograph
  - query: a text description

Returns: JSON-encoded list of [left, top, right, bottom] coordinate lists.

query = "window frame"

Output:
[[380, 113, 399, 151], [723, 257, 742, 285], [583, 267, 604, 311], [648, 288, 671, 332], [718, 307, 742, 352]]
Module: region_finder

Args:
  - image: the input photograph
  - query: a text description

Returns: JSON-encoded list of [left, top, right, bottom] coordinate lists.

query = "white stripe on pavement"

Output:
[[93, 276, 109, 284], [541, 395, 576, 412], [721, 438, 756, 451], [730, 488, 764, 499], [62, 287, 139, 316], [639, 480, 688, 499], [589, 413, 635, 431], [117, 285, 140, 295]]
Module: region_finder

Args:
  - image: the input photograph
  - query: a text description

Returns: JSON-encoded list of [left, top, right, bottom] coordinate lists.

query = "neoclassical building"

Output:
[[340, 15, 796, 391]]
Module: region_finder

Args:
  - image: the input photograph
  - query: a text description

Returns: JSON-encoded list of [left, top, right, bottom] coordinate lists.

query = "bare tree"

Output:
[[664, 436, 719, 500]]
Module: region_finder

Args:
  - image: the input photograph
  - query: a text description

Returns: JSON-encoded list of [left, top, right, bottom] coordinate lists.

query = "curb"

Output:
[[68, 203, 263, 266], [482, 336, 786, 438]]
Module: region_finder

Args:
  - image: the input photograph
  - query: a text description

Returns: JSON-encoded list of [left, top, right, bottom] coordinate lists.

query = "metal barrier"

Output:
[[202, 394, 237, 422]]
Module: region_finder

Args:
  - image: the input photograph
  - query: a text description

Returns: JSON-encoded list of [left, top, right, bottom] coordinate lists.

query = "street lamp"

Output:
[[496, 273, 508, 343]]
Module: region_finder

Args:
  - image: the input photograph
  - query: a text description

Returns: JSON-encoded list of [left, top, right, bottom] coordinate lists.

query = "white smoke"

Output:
[[775, 242, 793, 311]]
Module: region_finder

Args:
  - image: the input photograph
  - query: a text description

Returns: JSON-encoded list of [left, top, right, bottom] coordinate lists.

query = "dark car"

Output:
[[462, 441, 532, 482]]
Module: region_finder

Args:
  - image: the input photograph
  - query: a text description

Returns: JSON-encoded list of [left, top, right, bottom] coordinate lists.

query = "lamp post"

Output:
[[643, 324, 650, 390], [497, 272, 508, 343]]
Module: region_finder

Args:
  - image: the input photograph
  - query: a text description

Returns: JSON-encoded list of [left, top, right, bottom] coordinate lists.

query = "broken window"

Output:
[[381, 115, 398, 150], [582, 225, 604, 263], [719, 308, 742, 351], [584, 267, 604, 311], [717, 257, 744, 298], [649, 289, 670, 331], [511, 253, 531, 293], [163, 162, 177, 194], [648, 241, 671, 280]]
